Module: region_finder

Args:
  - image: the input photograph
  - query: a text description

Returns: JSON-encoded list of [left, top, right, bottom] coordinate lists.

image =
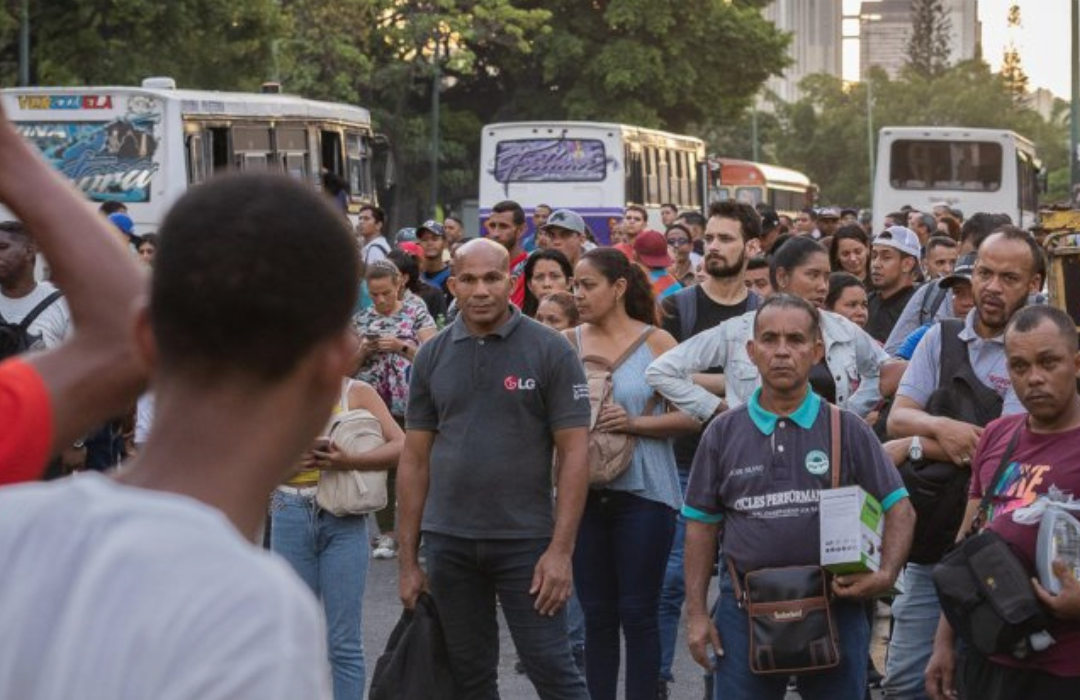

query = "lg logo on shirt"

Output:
[[504, 375, 537, 391]]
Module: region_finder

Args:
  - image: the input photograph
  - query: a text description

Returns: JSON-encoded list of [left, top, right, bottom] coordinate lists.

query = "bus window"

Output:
[[233, 125, 273, 171], [646, 148, 659, 205], [625, 146, 644, 205], [321, 129, 344, 178], [889, 140, 1002, 191], [492, 138, 607, 183], [185, 133, 209, 185], [208, 127, 230, 173], [658, 149, 671, 205], [735, 186, 763, 205], [346, 131, 371, 200], [242, 153, 269, 171], [277, 127, 309, 180]]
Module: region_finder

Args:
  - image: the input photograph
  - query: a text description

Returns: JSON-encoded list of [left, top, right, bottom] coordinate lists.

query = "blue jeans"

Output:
[[713, 575, 869, 700], [659, 468, 691, 682], [883, 562, 939, 700], [574, 489, 676, 700], [424, 532, 589, 700], [270, 490, 369, 700]]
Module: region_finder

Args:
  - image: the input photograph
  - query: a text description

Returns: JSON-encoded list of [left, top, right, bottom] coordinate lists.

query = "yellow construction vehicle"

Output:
[[1038, 207, 1080, 330]]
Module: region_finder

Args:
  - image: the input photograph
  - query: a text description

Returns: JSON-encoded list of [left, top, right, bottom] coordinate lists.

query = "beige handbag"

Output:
[[315, 384, 389, 516]]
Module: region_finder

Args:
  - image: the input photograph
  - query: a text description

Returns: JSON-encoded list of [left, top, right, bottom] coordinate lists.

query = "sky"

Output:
[[842, 0, 1072, 98]]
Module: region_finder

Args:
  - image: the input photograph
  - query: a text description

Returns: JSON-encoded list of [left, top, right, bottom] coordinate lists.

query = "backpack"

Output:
[[315, 383, 388, 516], [917, 280, 948, 326], [0, 290, 63, 361], [570, 326, 658, 487], [673, 287, 762, 342]]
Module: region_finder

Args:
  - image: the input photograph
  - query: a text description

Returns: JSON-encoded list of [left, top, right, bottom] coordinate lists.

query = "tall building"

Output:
[[762, 0, 844, 104], [860, 0, 981, 79]]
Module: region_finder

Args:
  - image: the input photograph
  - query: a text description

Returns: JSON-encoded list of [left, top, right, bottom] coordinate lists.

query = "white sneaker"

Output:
[[372, 535, 397, 560]]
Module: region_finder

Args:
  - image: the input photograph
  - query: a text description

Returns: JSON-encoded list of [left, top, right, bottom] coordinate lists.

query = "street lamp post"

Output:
[[19, 0, 30, 86], [430, 35, 441, 220]]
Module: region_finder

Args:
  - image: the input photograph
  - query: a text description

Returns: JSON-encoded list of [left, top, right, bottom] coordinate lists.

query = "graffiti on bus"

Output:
[[16, 113, 161, 203], [491, 138, 613, 184]]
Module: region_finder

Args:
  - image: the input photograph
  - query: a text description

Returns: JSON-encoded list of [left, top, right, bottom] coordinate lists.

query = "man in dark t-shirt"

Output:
[[656, 199, 760, 690], [866, 226, 920, 343], [398, 239, 591, 700], [926, 306, 1080, 700]]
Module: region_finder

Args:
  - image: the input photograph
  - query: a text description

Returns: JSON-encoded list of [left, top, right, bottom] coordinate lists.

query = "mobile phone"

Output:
[[312, 436, 331, 452]]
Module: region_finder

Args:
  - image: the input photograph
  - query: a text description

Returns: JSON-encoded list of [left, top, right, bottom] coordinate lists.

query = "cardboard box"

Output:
[[820, 485, 884, 574]]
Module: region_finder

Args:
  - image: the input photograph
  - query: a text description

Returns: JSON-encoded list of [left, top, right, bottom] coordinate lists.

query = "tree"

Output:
[[1001, 4, 1029, 104], [906, 0, 952, 78]]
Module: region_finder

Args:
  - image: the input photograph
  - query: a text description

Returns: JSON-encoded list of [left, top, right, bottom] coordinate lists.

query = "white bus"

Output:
[[479, 121, 705, 244], [0, 78, 386, 231], [872, 126, 1040, 233]]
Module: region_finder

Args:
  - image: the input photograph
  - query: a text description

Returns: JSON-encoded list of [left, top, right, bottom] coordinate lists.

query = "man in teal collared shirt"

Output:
[[682, 294, 915, 700]]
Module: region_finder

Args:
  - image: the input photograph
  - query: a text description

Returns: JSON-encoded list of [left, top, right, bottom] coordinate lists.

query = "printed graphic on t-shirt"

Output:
[[989, 460, 1054, 519]]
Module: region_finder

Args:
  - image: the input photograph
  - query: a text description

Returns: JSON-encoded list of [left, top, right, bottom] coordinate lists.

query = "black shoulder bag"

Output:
[[728, 404, 843, 675], [931, 426, 1053, 659]]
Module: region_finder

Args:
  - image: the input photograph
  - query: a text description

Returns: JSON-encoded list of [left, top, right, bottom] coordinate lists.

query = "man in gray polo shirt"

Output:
[[684, 294, 913, 699], [397, 238, 591, 700]]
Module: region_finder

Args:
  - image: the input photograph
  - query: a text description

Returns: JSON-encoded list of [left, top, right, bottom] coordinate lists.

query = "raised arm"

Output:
[[0, 98, 146, 463]]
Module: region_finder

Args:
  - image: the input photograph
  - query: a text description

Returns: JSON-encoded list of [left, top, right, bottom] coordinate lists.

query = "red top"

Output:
[[510, 251, 528, 308], [0, 359, 53, 486]]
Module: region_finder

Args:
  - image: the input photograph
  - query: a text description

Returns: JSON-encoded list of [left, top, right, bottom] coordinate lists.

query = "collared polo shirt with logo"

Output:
[[406, 306, 590, 539], [683, 389, 908, 573]]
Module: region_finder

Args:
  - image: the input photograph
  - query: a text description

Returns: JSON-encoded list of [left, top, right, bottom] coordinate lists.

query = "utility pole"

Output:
[[866, 76, 875, 204], [750, 103, 760, 162], [19, 0, 30, 86], [430, 35, 441, 219], [1072, 0, 1080, 197]]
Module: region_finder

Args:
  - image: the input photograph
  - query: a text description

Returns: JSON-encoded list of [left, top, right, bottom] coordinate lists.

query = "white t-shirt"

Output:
[[0, 281, 72, 350], [0, 473, 331, 700], [362, 236, 390, 265]]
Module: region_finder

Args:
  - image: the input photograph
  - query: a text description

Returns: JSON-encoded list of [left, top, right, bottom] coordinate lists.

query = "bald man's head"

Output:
[[449, 237, 514, 332], [454, 237, 509, 273]]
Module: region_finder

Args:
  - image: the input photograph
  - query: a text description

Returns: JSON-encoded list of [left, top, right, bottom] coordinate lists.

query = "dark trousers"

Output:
[[573, 489, 677, 700], [424, 532, 589, 700], [958, 647, 1080, 700]]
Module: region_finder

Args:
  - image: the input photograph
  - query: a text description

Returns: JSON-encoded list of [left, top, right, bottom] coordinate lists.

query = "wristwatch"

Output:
[[908, 435, 923, 461]]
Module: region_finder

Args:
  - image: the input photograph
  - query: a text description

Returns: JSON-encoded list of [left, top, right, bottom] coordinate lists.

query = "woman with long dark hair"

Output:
[[829, 224, 871, 284], [566, 248, 698, 700], [523, 248, 574, 317]]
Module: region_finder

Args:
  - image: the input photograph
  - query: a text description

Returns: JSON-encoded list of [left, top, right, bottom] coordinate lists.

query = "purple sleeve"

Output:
[[682, 416, 726, 523]]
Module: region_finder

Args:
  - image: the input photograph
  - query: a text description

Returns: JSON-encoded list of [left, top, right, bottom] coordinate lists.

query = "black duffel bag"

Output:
[[369, 591, 455, 700]]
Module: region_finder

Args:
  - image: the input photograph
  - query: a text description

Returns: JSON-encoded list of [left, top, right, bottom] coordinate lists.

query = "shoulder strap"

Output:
[[746, 290, 762, 311], [18, 290, 63, 330], [675, 287, 696, 341], [968, 424, 1023, 535], [609, 326, 655, 373], [918, 280, 943, 324], [937, 318, 967, 384], [829, 404, 841, 490]]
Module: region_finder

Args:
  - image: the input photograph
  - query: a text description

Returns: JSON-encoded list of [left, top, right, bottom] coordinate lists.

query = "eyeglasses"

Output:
[[667, 237, 690, 246]]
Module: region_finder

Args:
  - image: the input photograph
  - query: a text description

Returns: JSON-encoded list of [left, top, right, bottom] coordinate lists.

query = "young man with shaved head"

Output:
[[397, 238, 592, 699]]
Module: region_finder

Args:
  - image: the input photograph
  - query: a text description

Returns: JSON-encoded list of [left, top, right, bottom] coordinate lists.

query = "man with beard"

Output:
[[484, 200, 529, 308], [654, 199, 762, 697], [881, 226, 1044, 699]]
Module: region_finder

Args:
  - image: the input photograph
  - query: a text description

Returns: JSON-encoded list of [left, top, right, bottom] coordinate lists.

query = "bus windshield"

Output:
[[889, 139, 1002, 191], [492, 138, 608, 183], [14, 117, 161, 203]]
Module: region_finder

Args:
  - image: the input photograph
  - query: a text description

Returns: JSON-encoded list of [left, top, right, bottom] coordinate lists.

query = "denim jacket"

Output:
[[645, 308, 887, 421]]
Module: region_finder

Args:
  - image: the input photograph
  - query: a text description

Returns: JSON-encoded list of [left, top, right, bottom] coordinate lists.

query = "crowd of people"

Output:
[[2, 86, 1080, 700]]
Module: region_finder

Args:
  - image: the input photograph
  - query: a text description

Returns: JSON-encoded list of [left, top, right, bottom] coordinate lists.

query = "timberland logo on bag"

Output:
[[504, 375, 537, 391], [772, 609, 804, 621]]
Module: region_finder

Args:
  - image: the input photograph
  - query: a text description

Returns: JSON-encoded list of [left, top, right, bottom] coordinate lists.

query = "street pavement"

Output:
[[361, 555, 714, 699], [360, 556, 889, 699]]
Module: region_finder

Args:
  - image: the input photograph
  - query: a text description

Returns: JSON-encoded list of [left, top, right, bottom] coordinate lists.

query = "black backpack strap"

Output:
[[967, 424, 1023, 536], [17, 290, 63, 330], [936, 318, 967, 386]]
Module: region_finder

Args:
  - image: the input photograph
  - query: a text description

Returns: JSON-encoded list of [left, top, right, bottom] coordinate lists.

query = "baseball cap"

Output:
[[940, 252, 976, 289], [633, 230, 673, 268], [417, 220, 444, 237], [108, 213, 134, 236], [395, 227, 418, 242], [543, 209, 586, 236], [398, 241, 424, 259], [874, 226, 922, 260], [760, 208, 781, 231], [818, 207, 841, 220]]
